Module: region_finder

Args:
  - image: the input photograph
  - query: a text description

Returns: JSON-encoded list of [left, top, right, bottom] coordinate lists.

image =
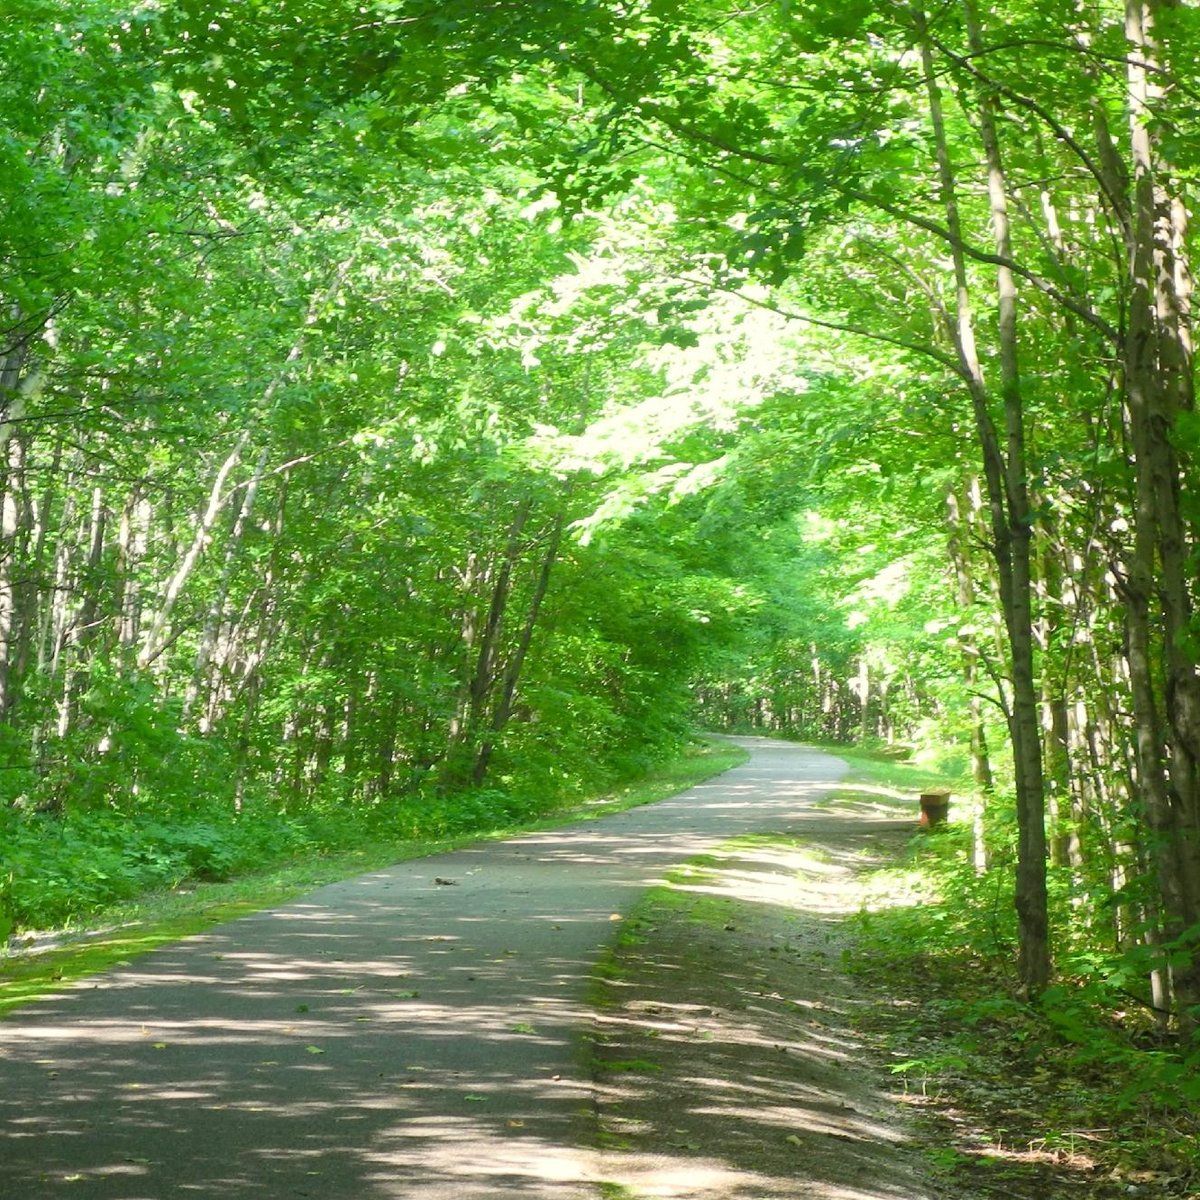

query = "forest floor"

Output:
[[587, 784, 1164, 1200]]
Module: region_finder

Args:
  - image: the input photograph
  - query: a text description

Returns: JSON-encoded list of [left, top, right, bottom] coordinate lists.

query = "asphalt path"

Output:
[[0, 736, 848, 1199]]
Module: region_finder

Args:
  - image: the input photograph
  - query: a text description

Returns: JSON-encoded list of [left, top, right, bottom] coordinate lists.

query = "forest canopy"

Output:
[[2, 0, 1199, 1035]]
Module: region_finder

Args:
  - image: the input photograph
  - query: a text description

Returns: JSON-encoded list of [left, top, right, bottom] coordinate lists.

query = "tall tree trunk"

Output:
[[472, 512, 565, 786], [1121, 0, 1200, 1021], [920, 10, 1050, 989], [138, 432, 251, 671], [442, 499, 532, 784], [116, 486, 149, 655], [184, 446, 269, 726], [0, 423, 30, 719], [1037, 517, 1074, 869], [947, 480, 994, 874]]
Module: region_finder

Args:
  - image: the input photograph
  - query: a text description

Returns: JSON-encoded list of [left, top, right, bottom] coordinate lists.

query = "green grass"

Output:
[[831, 743, 966, 792], [595, 1183, 641, 1200], [1, 735, 749, 1016]]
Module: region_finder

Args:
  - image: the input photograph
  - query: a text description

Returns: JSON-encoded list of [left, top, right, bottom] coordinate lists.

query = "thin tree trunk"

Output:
[[0, 425, 29, 717], [947, 481, 994, 874], [921, 9, 1050, 989], [184, 446, 269, 725], [138, 261, 353, 674], [472, 512, 565, 786], [116, 488, 149, 654], [442, 499, 532, 783], [138, 432, 251, 670]]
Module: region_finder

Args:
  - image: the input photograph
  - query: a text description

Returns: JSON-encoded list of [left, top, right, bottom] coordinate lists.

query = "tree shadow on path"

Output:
[[591, 807, 943, 1200]]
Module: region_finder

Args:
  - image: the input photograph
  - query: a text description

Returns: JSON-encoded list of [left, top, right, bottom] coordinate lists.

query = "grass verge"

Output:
[[0, 735, 748, 1016]]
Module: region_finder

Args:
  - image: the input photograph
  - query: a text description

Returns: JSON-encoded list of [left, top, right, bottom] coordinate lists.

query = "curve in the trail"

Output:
[[0, 737, 847, 1199]]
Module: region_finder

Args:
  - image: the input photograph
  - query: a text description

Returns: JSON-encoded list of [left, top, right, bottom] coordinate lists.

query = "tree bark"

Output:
[[1120, 0, 1200, 1021], [441, 498, 532, 785], [920, 8, 1051, 989], [472, 511, 565, 786]]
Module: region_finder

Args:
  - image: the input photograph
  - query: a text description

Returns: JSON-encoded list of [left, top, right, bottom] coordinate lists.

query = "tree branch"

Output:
[[671, 270, 970, 377], [923, 30, 1130, 237], [838, 186, 1118, 343]]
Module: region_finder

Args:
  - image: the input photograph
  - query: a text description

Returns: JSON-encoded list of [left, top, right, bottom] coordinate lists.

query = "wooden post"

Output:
[[919, 790, 951, 829]]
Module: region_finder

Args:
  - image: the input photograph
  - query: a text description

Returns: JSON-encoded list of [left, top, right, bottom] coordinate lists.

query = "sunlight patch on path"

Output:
[[592, 800, 934, 1200]]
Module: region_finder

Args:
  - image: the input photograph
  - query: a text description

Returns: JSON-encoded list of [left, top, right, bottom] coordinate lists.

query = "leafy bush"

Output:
[[0, 802, 312, 931]]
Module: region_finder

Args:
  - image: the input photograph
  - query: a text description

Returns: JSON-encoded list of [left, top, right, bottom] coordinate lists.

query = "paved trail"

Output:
[[0, 737, 849, 1199]]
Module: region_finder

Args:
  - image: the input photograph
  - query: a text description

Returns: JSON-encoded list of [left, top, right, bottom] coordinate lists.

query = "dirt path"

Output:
[[0, 737, 934, 1199], [589, 804, 938, 1199]]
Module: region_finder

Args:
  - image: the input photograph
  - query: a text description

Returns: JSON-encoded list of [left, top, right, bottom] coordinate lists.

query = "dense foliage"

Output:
[[2, 1, 1199, 1056]]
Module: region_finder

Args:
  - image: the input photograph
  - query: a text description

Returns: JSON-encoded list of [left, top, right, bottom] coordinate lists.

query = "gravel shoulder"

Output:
[[588, 801, 945, 1200]]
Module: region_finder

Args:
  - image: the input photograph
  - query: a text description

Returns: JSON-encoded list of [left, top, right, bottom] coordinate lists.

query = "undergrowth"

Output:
[[850, 818, 1200, 1197], [0, 735, 745, 939]]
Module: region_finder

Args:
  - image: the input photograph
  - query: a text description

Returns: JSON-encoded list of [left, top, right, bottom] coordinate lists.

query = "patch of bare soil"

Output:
[[587, 817, 948, 1200]]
